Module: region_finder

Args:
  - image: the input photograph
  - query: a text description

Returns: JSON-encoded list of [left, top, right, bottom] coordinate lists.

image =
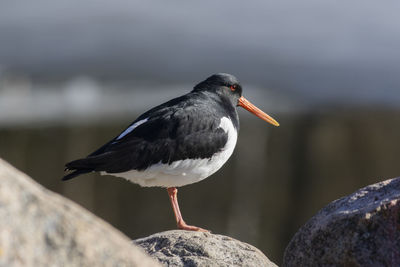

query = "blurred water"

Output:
[[1, 0, 400, 105], [0, 76, 291, 127]]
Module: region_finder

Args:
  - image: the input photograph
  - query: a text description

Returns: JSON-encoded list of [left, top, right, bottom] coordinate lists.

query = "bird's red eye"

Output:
[[230, 85, 237, 91]]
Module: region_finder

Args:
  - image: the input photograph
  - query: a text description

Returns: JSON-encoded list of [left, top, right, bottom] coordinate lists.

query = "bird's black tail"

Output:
[[62, 169, 92, 181], [63, 158, 95, 181]]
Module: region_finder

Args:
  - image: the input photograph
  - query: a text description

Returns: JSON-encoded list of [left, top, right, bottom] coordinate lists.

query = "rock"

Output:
[[283, 177, 400, 267], [0, 159, 160, 267], [135, 230, 277, 267]]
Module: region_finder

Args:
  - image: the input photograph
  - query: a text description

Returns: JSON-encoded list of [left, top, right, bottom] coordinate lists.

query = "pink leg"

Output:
[[167, 187, 209, 232]]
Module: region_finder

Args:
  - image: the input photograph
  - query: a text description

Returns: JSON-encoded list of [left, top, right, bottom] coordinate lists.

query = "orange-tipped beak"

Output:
[[238, 96, 280, 127]]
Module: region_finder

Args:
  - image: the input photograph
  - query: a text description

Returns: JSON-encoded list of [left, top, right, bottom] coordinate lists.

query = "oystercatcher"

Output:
[[63, 73, 279, 232]]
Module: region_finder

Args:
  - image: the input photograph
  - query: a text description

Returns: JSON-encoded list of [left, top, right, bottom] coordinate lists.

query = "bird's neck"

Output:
[[201, 92, 239, 130], [222, 101, 239, 130]]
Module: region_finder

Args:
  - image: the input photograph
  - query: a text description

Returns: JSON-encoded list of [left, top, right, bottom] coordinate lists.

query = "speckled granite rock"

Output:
[[0, 159, 160, 267], [283, 177, 400, 267], [135, 230, 277, 267]]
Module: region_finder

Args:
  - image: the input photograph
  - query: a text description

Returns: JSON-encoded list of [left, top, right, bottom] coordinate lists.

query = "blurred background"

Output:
[[1, 0, 400, 264]]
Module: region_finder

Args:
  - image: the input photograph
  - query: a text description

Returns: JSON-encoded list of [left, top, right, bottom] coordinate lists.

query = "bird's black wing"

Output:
[[64, 93, 229, 180]]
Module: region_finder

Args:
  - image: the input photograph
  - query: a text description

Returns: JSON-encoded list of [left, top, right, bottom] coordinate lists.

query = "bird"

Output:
[[63, 73, 279, 232]]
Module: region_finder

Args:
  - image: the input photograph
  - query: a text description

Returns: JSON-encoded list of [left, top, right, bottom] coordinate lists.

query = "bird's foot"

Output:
[[177, 220, 210, 232]]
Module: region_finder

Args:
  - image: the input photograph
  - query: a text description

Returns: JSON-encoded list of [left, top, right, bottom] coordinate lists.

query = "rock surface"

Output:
[[135, 230, 277, 267], [283, 177, 400, 267], [0, 159, 160, 267]]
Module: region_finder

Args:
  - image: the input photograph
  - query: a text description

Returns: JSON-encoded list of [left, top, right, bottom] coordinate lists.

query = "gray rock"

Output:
[[135, 230, 277, 267], [283, 177, 400, 267], [0, 158, 160, 267]]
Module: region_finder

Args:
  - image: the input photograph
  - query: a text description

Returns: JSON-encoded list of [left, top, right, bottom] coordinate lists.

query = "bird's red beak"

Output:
[[238, 96, 280, 127]]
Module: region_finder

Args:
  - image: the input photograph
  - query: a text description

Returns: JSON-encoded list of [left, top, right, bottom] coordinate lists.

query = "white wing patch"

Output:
[[103, 116, 238, 188], [116, 118, 148, 140]]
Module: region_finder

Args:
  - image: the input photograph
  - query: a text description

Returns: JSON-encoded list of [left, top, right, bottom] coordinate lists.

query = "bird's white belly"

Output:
[[102, 117, 237, 187]]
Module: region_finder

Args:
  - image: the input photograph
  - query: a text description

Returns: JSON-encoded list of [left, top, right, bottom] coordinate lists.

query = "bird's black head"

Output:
[[193, 73, 243, 106], [192, 73, 280, 127]]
